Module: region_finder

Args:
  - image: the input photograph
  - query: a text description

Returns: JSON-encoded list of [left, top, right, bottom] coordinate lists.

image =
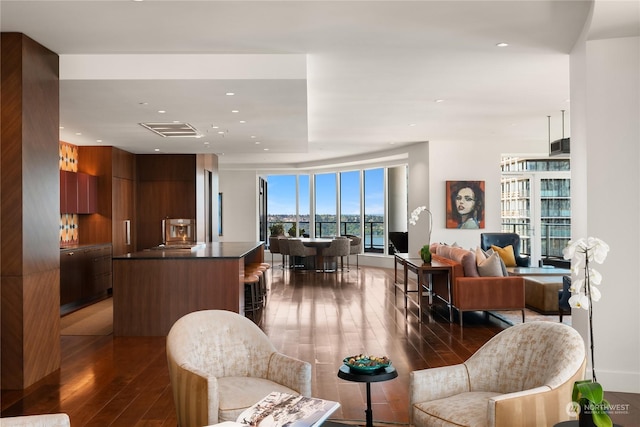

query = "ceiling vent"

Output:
[[139, 122, 201, 138]]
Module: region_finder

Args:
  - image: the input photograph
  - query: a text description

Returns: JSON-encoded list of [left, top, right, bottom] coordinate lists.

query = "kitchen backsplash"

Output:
[[60, 141, 78, 246]]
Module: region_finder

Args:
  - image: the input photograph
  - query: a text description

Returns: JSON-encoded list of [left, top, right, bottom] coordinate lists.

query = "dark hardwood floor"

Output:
[[1, 263, 638, 426]]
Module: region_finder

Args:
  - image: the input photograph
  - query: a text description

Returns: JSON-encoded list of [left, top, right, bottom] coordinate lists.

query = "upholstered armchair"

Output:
[[410, 321, 586, 427], [167, 310, 312, 427], [0, 414, 71, 426], [480, 232, 531, 267], [322, 238, 350, 271]]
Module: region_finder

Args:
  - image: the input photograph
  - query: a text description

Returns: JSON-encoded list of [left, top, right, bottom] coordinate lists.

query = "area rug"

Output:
[[60, 298, 113, 336], [489, 308, 571, 327]]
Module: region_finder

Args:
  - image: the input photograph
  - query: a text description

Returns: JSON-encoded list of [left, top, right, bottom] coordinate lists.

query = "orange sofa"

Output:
[[429, 243, 525, 326]]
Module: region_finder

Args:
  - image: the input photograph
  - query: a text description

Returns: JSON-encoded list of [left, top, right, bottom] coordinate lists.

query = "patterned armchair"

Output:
[[0, 414, 71, 426], [410, 321, 586, 427], [167, 310, 312, 427]]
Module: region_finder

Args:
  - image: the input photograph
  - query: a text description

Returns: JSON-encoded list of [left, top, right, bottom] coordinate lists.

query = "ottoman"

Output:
[[523, 276, 564, 313]]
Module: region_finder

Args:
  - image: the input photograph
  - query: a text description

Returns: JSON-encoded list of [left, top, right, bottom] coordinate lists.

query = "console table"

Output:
[[394, 253, 452, 321]]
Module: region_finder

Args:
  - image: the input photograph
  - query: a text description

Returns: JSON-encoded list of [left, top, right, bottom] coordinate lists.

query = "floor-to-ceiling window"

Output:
[[363, 168, 384, 253], [340, 170, 361, 237], [314, 173, 337, 237], [501, 157, 571, 264], [267, 165, 402, 255]]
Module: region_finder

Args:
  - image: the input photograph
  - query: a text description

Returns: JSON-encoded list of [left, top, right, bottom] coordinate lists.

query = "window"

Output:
[[314, 173, 337, 237], [363, 168, 384, 253], [501, 157, 571, 263], [340, 170, 361, 237]]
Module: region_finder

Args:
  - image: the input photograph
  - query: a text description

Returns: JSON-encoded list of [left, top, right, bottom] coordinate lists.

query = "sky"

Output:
[[267, 169, 384, 216]]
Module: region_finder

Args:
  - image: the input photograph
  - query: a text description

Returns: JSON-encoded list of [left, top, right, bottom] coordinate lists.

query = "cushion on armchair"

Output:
[[480, 233, 530, 267]]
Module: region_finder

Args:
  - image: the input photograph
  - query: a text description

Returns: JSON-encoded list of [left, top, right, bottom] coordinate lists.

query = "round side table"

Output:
[[337, 364, 398, 427]]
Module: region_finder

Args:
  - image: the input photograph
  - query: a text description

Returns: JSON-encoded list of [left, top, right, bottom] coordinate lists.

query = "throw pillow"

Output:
[[475, 246, 487, 263], [477, 252, 505, 277], [491, 244, 517, 267]]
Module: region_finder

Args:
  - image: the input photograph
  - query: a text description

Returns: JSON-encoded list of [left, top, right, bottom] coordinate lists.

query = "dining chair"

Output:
[[278, 238, 291, 269], [344, 235, 362, 269], [322, 238, 350, 272], [287, 239, 317, 270]]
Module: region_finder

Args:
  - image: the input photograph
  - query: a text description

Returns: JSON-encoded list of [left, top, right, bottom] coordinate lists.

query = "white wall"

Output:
[[571, 33, 640, 392], [218, 169, 259, 242]]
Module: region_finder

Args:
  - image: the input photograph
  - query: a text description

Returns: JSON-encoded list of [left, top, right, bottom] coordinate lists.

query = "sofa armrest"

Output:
[[168, 360, 219, 427], [267, 352, 312, 397], [453, 276, 525, 311], [410, 364, 470, 405]]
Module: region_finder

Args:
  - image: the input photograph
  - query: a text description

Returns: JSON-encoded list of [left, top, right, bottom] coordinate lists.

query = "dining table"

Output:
[[295, 237, 345, 272]]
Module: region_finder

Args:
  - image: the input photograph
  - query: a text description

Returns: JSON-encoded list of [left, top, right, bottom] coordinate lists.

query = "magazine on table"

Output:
[[211, 391, 340, 427]]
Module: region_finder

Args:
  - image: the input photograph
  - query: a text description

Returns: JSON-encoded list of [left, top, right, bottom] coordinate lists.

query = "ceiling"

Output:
[[1, 1, 635, 169]]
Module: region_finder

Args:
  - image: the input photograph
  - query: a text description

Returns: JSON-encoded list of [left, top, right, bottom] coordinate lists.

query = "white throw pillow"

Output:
[[477, 252, 505, 277]]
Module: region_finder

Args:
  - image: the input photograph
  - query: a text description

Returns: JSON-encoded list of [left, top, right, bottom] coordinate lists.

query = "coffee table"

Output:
[[337, 364, 398, 427]]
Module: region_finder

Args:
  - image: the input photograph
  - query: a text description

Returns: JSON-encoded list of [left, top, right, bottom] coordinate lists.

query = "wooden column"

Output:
[[1, 33, 61, 389]]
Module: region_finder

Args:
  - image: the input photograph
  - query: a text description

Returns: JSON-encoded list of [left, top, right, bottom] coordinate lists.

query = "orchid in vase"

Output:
[[409, 206, 432, 263], [563, 237, 612, 427]]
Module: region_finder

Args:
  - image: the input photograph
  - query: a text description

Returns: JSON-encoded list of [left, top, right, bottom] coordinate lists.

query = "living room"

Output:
[[1, 1, 638, 425]]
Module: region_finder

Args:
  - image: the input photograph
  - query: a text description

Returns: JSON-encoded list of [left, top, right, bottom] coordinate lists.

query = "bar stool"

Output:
[[244, 273, 261, 321], [246, 263, 269, 306]]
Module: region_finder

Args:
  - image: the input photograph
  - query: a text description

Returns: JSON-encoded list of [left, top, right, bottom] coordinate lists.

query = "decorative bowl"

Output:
[[343, 354, 391, 374]]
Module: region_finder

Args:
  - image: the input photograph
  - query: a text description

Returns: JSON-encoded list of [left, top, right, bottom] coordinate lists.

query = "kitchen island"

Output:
[[113, 242, 264, 336]]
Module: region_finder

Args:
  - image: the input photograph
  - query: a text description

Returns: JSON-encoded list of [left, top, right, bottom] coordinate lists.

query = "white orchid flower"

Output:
[[588, 268, 602, 285], [587, 237, 610, 264], [589, 285, 602, 302], [569, 277, 584, 294], [569, 293, 590, 309], [409, 206, 426, 226]]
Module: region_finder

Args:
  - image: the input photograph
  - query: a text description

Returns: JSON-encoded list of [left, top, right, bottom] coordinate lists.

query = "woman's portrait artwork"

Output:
[[446, 181, 485, 229]]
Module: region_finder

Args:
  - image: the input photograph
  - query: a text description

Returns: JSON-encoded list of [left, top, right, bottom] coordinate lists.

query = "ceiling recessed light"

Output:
[[96, 139, 102, 143], [263, 148, 269, 151], [158, 110, 166, 114], [435, 99, 444, 103], [239, 120, 246, 124], [211, 125, 219, 129], [255, 141, 261, 145], [250, 135, 256, 139], [231, 110, 239, 113], [496, 42, 509, 47], [154, 148, 160, 152], [226, 92, 235, 96], [409, 123, 416, 127], [204, 142, 210, 145], [217, 131, 225, 134], [75, 132, 82, 135]]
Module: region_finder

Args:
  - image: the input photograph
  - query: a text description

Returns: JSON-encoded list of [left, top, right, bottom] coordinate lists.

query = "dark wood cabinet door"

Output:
[[60, 249, 84, 305]]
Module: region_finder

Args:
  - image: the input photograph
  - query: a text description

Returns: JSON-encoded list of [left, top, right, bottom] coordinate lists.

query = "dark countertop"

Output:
[[113, 242, 263, 260], [60, 242, 112, 251]]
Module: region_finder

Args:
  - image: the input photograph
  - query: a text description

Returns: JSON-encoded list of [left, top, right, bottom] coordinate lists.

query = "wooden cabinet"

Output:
[[60, 170, 78, 213], [77, 172, 97, 214], [60, 243, 112, 312], [60, 170, 97, 214]]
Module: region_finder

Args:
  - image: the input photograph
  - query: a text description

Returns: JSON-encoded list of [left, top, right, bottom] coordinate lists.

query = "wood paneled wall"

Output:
[[1, 33, 61, 389], [136, 155, 197, 249], [78, 146, 136, 256]]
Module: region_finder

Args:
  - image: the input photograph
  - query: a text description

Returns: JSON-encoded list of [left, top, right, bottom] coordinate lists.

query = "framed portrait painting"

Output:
[[446, 181, 485, 229]]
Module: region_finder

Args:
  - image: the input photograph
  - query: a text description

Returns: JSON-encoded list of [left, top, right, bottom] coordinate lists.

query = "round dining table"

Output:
[[293, 237, 344, 271]]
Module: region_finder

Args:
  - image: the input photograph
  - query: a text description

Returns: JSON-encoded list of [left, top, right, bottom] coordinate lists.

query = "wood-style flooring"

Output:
[[1, 263, 638, 426]]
